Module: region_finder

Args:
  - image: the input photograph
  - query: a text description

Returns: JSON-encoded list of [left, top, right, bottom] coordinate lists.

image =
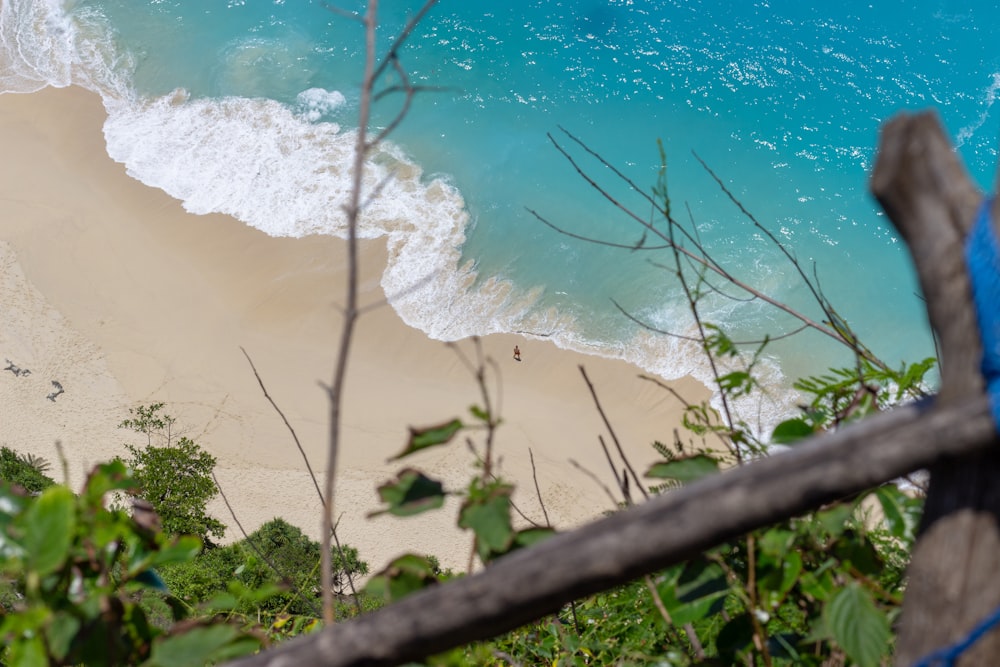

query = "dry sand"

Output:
[[0, 85, 710, 572]]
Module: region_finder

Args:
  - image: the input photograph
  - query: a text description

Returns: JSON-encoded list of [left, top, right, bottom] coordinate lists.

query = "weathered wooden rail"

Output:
[[227, 112, 1000, 666]]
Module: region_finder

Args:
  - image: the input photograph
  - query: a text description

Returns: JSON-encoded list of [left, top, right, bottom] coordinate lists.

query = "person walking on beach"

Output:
[[513, 345, 521, 362]]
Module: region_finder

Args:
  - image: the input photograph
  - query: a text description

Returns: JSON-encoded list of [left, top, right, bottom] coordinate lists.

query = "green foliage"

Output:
[[645, 454, 720, 483], [240, 518, 368, 609], [770, 417, 816, 445], [441, 579, 693, 666], [160, 517, 368, 623], [0, 462, 263, 666], [370, 468, 446, 518], [0, 446, 55, 494], [418, 343, 922, 666], [118, 404, 225, 543], [794, 357, 936, 426], [365, 554, 440, 604], [459, 479, 516, 563], [393, 419, 465, 460], [824, 584, 891, 667], [365, 348, 558, 611]]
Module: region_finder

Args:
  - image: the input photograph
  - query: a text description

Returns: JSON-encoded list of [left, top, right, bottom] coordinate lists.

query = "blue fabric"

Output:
[[911, 198, 1000, 666], [965, 197, 1000, 428], [912, 604, 1000, 666]]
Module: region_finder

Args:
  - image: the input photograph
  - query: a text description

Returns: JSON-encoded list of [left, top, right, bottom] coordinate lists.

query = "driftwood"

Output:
[[872, 113, 1000, 664], [224, 111, 998, 666]]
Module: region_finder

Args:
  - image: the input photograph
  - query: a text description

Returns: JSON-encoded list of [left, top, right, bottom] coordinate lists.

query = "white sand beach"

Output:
[[0, 86, 710, 572]]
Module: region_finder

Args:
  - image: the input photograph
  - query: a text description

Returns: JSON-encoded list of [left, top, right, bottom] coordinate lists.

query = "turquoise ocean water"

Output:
[[2, 1, 998, 424]]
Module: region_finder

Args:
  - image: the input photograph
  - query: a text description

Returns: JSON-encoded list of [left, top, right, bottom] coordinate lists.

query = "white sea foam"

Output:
[[101, 90, 491, 330], [98, 83, 592, 361], [295, 88, 347, 122], [956, 72, 1000, 149], [0, 0, 833, 423], [0, 0, 75, 93], [0, 0, 571, 366]]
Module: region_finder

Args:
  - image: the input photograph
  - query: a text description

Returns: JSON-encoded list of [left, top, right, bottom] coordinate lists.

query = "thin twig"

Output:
[[241, 347, 363, 613], [528, 448, 551, 528], [567, 458, 620, 507], [693, 151, 836, 334], [242, 347, 323, 502], [528, 448, 580, 635], [579, 366, 649, 500], [612, 298, 810, 347], [597, 435, 629, 505]]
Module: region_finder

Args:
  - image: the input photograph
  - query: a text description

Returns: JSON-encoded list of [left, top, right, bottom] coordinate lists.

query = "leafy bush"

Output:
[[0, 461, 264, 666], [160, 517, 369, 623], [0, 446, 54, 494]]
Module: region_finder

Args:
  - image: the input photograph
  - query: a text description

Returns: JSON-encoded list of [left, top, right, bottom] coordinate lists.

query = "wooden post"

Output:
[[870, 111, 1000, 665]]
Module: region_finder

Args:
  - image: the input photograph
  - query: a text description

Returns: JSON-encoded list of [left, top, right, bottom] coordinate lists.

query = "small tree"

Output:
[[119, 404, 225, 544], [240, 518, 369, 617]]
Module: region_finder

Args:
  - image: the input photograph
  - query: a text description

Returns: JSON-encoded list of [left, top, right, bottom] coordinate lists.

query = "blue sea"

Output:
[[2, 0, 998, 422]]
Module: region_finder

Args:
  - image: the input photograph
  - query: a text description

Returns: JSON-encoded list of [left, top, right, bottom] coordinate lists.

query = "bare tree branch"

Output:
[[320, 0, 378, 625], [568, 458, 621, 508], [528, 448, 551, 528], [579, 366, 649, 501]]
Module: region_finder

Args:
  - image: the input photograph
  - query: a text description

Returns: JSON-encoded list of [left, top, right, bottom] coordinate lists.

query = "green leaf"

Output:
[[19, 486, 75, 576], [771, 418, 815, 445], [197, 636, 262, 664], [799, 563, 837, 602], [5, 635, 47, 667], [147, 624, 249, 667], [149, 536, 203, 568], [658, 559, 729, 625], [676, 559, 729, 603], [225, 580, 286, 606], [45, 612, 81, 661], [0, 485, 28, 560], [874, 486, 908, 540], [512, 527, 556, 550], [704, 324, 738, 357], [717, 613, 754, 659], [392, 419, 464, 460], [816, 503, 853, 538], [833, 532, 883, 577], [718, 371, 753, 397], [469, 405, 490, 422], [369, 469, 446, 518], [758, 528, 795, 558], [363, 553, 438, 603], [200, 592, 240, 613], [133, 569, 168, 592], [825, 583, 890, 667], [459, 485, 514, 561], [82, 460, 133, 504], [162, 596, 189, 623], [645, 454, 720, 483], [760, 550, 803, 610]]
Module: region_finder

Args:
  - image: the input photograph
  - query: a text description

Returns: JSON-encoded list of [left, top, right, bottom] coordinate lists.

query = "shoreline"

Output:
[[0, 85, 711, 572]]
